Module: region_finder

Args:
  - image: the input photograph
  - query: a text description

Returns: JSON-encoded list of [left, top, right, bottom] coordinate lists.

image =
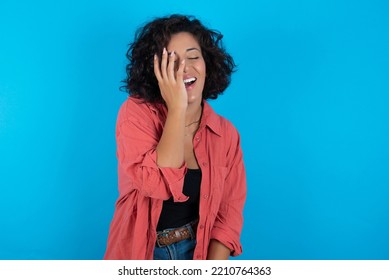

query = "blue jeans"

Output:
[[153, 222, 197, 260]]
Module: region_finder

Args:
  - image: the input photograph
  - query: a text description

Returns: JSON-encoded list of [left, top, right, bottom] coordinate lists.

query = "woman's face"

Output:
[[167, 32, 206, 106]]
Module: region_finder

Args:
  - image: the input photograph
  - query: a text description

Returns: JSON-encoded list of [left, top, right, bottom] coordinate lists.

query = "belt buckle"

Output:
[[156, 238, 166, 247], [156, 230, 170, 247], [156, 221, 196, 247]]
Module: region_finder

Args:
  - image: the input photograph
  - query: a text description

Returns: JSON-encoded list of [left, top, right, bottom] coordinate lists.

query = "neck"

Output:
[[185, 102, 203, 126]]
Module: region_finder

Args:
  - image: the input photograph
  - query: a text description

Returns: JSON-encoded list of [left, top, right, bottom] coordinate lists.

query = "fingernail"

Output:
[[170, 50, 175, 57], [163, 48, 166, 54], [181, 59, 185, 65], [154, 54, 157, 60]]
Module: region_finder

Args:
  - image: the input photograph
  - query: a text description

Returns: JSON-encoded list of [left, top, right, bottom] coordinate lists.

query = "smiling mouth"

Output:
[[183, 77, 197, 88]]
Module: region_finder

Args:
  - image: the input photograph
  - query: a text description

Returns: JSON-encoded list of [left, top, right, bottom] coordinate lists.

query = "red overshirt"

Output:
[[104, 97, 246, 259]]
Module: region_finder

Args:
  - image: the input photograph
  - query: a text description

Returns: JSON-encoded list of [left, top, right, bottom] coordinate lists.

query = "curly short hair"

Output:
[[122, 14, 236, 103]]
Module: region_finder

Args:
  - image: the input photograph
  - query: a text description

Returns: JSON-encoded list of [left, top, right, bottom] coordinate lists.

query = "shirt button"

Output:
[[195, 136, 200, 141], [202, 162, 208, 167], [199, 224, 204, 229], [203, 194, 209, 199]]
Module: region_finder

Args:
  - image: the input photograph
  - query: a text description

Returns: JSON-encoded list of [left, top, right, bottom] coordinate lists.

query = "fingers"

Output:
[[155, 48, 183, 83], [167, 50, 176, 82], [153, 54, 162, 81], [153, 47, 188, 109], [154, 48, 173, 82], [176, 58, 185, 82], [160, 48, 168, 81]]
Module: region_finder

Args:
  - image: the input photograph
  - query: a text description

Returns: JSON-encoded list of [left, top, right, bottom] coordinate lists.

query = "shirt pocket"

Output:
[[209, 165, 228, 215]]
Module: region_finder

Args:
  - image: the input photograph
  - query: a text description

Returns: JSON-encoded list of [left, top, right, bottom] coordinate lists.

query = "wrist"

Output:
[[166, 106, 187, 119]]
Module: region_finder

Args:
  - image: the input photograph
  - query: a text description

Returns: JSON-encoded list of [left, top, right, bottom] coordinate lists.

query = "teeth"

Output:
[[183, 77, 196, 84]]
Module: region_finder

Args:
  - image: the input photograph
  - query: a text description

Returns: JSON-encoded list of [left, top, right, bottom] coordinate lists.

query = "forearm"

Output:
[[156, 108, 186, 168], [207, 239, 231, 260]]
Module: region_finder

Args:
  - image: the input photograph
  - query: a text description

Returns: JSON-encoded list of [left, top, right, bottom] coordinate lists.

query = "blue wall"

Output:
[[1, 0, 388, 259]]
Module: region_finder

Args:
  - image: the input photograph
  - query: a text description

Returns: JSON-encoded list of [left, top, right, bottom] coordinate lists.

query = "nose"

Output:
[[175, 58, 189, 73], [172, 53, 192, 72]]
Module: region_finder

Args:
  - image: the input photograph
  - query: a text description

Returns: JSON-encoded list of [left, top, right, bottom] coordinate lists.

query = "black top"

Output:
[[157, 169, 202, 231]]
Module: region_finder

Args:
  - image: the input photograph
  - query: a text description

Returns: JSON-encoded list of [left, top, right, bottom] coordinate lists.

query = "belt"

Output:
[[156, 221, 198, 247]]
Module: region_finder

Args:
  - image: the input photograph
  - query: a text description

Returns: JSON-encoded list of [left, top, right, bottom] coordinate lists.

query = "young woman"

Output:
[[104, 14, 246, 260]]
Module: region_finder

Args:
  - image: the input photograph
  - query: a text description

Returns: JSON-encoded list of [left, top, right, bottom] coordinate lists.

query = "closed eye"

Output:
[[188, 57, 199, 60]]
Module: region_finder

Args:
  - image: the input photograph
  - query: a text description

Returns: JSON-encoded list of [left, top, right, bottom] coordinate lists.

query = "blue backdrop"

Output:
[[1, 0, 388, 259]]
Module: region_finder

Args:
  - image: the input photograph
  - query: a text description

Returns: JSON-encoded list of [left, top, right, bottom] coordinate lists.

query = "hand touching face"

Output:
[[154, 47, 187, 111], [154, 32, 206, 109]]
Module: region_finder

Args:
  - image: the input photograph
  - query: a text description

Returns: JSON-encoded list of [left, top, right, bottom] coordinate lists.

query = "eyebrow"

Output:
[[186, 47, 201, 52]]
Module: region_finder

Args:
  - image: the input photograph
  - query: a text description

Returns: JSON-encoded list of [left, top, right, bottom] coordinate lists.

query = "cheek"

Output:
[[195, 62, 206, 78]]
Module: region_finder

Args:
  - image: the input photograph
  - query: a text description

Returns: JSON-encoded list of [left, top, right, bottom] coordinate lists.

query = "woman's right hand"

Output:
[[154, 48, 187, 111], [154, 48, 187, 168]]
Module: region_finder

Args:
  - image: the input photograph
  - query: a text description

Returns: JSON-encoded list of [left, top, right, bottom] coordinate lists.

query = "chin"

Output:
[[187, 92, 202, 104]]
